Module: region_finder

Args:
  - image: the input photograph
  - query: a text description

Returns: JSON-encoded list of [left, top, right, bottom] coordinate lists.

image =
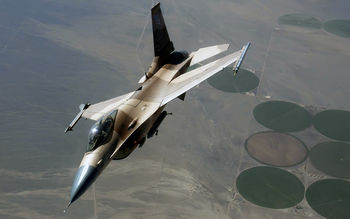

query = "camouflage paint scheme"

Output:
[[65, 3, 249, 208]]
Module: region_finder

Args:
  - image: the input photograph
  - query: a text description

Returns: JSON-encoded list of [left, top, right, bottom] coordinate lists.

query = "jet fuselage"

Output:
[[66, 3, 250, 209], [69, 51, 190, 205]]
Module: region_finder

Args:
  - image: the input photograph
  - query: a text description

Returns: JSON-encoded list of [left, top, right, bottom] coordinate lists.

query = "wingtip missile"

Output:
[[64, 103, 90, 133], [233, 42, 251, 75]]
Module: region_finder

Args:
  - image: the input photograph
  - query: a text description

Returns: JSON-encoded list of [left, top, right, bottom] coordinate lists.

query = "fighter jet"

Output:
[[65, 2, 250, 208]]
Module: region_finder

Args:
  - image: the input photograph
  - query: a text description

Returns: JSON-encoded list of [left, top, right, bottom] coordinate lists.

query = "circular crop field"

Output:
[[309, 141, 350, 178], [306, 179, 350, 219], [313, 110, 350, 142], [278, 14, 322, 29], [207, 68, 259, 93], [246, 131, 308, 167], [323, 20, 350, 38], [253, 101, 312, 132], [236, 166, 304, 209]]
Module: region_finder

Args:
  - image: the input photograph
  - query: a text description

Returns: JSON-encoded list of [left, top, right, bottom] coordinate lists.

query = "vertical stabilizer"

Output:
[[152, 3, 174, 57]]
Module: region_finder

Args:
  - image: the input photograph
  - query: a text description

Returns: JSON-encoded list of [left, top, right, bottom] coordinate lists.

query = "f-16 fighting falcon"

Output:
[[64, 2, 250, 209]]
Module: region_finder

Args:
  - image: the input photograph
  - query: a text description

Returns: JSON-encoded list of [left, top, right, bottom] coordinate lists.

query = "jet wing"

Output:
[[82, 92, 134, 121], [65, 92, 134, 133], [160, 48, 245, 106]]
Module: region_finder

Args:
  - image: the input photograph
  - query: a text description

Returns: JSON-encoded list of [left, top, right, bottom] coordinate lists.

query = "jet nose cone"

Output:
[[70, 165, 98, 204]]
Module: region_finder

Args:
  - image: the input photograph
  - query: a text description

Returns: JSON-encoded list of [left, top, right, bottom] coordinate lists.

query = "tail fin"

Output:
[[151, 3, 174, 57]]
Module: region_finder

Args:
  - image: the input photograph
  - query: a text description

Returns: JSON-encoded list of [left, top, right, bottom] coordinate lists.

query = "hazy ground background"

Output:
[[0, 0, 349, 218]]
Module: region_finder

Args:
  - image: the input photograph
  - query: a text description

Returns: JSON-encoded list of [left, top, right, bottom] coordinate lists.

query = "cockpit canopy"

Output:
[[87, 110, 117, 152]]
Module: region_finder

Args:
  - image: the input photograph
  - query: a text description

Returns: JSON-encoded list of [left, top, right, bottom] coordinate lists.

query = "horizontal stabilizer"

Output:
[[190, 44, 229, 66]]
